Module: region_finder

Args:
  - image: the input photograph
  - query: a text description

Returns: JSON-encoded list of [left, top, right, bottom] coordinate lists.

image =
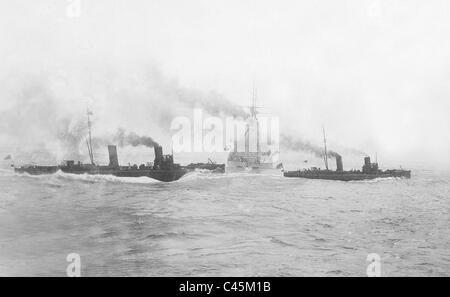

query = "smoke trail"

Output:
[[280, 134, 341, 159], [0, 67, 247, 163], [176, 88, 249, 119], [56, 117, 88, 160], [113, 128, 160, 148], [143, 68, 249, 127], [0, 78, 88, 162]]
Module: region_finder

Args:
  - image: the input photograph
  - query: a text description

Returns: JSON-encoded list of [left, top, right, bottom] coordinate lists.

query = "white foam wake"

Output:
[[351, 176, 406, 183], [54, 170, 162, 184], [12, 169, 161, 184], [175, 169, 283, 183], [0, 168, 15, 177]]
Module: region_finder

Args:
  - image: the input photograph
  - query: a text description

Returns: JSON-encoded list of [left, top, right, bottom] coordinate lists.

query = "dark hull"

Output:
[[14, 166, 188, 182], [283, 170, 411, 181], [112, 168, 188, 182]]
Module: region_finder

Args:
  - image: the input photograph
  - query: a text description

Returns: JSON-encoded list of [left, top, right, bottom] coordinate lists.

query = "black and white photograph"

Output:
[[0, 0, 449, 281]]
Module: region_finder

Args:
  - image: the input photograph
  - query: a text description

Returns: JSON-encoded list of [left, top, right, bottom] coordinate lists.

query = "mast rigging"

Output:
[[322, 127, 329, 170]]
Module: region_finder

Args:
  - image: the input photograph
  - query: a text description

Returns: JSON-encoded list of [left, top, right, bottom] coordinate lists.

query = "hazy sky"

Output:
[[1, 0, 449, 167]]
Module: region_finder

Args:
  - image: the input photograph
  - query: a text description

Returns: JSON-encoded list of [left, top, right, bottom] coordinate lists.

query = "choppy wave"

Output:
[[0, 168, 15, 177], [176, 170, 283, 184], [8, 167, 282, 185], [350, 176, 407, 183], [1, 166, 450, 276], [58, 171, 163, 184]]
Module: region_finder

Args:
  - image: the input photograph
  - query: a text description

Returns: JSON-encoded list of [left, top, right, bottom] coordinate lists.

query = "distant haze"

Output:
[[1, 0, 449, 167]]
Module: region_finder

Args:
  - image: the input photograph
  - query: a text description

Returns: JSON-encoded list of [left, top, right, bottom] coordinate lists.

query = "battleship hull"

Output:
[[283, 170, 411, 181], [226, 160, 280, 173], [226, 150, 282, 173]]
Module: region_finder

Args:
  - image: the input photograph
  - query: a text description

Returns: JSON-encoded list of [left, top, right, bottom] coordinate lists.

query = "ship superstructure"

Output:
[[226, 90, 282, 172]]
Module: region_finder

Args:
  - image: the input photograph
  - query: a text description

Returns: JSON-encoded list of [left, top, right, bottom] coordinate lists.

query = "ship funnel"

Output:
[[364, 156, 371, 167], [108, 145, 119, 167], [336, 154, 343, 172], [154, 145, 163, 166]]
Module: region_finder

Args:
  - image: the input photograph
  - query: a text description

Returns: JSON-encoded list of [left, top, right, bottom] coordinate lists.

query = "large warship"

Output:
[[14, 109, 188, 182], [283, 129, 411, 181], [226, 93, 282, 172]]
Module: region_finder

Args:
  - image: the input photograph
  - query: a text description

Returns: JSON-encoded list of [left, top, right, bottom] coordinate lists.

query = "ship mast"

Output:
[[322, 127, 329, 170], [245, 86, 257, 156], [251, 85, 257, 119], [253, 86, 260, 159], [86, 107, 95, 165]]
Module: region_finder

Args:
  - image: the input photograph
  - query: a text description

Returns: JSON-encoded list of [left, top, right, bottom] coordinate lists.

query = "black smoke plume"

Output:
[[143, 68, 250, 128], [280, 134, 341, 159], [113, 128, 160, 148], [176, 88, 249, 119]]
